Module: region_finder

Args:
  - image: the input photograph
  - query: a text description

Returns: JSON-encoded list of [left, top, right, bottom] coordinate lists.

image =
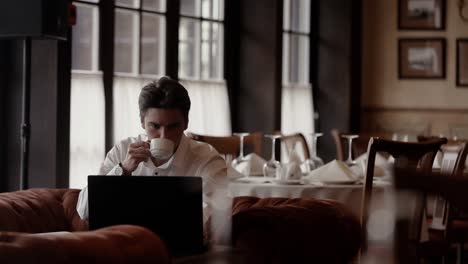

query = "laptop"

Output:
[[87, 175, 205, 257]]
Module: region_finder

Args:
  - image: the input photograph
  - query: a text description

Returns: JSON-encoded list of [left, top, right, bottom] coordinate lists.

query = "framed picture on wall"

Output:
[[398, 38, 445, 79], [398, 0, 445, 30], [457, 39, 468, 87]]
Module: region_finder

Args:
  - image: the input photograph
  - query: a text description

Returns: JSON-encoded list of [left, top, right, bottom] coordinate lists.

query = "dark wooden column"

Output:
[[27, 39, 71, 188], [1, 37, 71, 191], [3, 40, 25, 191], [0, 41, 10, 192], [232, 0, 283, 156], [166, 0, 180, 80], [314, 0, 362, 162]]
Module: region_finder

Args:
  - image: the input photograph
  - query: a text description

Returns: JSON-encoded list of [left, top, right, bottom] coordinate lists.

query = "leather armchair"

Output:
[[0, 188, 171, 264]]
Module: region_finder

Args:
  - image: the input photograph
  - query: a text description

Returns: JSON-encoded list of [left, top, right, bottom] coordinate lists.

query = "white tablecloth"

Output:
[[229, 178, 393, 221]]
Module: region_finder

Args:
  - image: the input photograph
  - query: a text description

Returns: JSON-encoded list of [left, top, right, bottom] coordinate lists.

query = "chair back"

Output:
[[186, 132, 263, 161], [280, 133, 310, 162], [331, 129, 345, 161], [392, 140, 466, 262], [432, 142, 468, 235], [361, 137, 447, 253]]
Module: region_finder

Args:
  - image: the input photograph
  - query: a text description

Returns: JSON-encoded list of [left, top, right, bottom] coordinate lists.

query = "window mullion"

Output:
[[92, 6, 100, 72], [208, 22, 213, 78], [219, 23, 224, 79], [197, 19, 201, 79], [160, 15, 167, 76], [133, 12, 140, 75]]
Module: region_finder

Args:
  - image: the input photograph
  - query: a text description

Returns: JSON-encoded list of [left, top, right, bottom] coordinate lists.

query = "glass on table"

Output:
[[263, 134, 282, 179], [231, 133, 250, 176], [302, 132, 324, 174], [341, 134, 359, 166]]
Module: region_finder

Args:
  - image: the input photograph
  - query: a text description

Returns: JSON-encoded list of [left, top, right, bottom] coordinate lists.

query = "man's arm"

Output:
[[76, 144, 123, 220]]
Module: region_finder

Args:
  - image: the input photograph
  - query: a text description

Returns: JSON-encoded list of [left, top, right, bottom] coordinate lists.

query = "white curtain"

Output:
[[281, 83, 315, 135], [112, 75, 150, 143], [180, 79, 232, 136], [281, 83, 315, 161], [69, 72, 105, 188]]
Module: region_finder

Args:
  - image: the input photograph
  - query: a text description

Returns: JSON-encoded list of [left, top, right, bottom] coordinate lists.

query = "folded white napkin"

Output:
[[233, 153, 267, 176], [303, 160, 359, 183]]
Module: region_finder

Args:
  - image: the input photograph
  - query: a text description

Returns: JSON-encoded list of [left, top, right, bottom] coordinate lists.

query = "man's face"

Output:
[[142, 108, 188, 150]]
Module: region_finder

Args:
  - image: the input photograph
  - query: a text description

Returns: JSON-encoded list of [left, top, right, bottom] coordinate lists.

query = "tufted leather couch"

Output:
[[231, 196, 362, 264], [0, 188, 171, 264], [0, 189, 362, 263]]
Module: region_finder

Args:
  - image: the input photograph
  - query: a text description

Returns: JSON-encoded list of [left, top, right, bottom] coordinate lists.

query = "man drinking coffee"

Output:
[[76, 77, 235, 221]]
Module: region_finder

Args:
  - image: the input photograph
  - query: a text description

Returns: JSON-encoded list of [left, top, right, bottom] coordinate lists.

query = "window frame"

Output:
[[282, 0, 311, 85], [113, 1, 167, 78], [72, 1, 101, 74], [179, 0, 225, 81]]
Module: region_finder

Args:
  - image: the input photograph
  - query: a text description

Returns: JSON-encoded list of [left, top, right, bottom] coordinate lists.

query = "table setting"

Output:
[[227, 132, 395, 218]]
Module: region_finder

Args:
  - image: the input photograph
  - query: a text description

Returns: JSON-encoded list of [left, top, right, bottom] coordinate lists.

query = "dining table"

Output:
[[228, 176, 403, 262], [228, 177, 393, 220]]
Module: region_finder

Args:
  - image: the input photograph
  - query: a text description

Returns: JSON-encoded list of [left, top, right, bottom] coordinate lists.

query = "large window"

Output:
[[70, 0, 231, 188], [281, 0, 314, 153], [282, 0, 310, 85], [114, 0, 166, 76], [179, 0, 231, 136], [179, 0, 224, 80], [70, 0, 105, 188], [113, 0, 167, 142]]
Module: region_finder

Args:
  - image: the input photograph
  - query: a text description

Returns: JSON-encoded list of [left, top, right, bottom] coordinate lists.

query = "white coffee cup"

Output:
[[150, 138, 174, 160]]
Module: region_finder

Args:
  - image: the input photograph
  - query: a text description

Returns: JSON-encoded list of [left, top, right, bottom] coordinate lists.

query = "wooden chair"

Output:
[[393, 141, 468, 263], [331, 129, 393, 161], [186, 132, 263, 160], [280, 133, 310, 162], [361, 137, 447, 259], [439, 142, 468, 263]]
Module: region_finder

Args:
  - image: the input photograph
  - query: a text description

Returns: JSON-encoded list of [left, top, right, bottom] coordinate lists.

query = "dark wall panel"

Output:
[[4, 40, 24, 191], [236, 0, 283, 156], [1, 37, 70, 192], [29, 40, 58, 188], [315, 0, 361, 161], [0, 41, 7, 192]]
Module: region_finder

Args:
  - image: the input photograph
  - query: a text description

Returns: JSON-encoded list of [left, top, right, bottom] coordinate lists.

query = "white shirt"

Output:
[[76, 134, 239, 220]]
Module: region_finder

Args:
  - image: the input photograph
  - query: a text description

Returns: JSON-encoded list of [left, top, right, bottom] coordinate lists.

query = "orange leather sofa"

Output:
[[0, 189, 362, 263], [0, 188, 171, 264], [231, 196, 362, 264]]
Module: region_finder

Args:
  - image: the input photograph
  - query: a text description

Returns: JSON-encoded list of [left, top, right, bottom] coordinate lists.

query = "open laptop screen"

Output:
[[88, 175, 204, 257]]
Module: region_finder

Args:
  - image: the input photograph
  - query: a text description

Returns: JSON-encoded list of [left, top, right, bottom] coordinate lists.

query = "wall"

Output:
[[0, 38, 70, 192], [0, 41, 8, 192], [315, 0, 362, 161], [362, 0, 468, 138], [231, 0, 283, 158]]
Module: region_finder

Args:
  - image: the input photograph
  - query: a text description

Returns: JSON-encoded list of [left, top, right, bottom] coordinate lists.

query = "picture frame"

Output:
[[398, 0, 445, 30], [398, 38, 445, 79], [457, 39, 468, 87]]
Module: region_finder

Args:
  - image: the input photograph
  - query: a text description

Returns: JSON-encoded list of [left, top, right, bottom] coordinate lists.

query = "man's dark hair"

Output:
[[138, 77, 191, 123]]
